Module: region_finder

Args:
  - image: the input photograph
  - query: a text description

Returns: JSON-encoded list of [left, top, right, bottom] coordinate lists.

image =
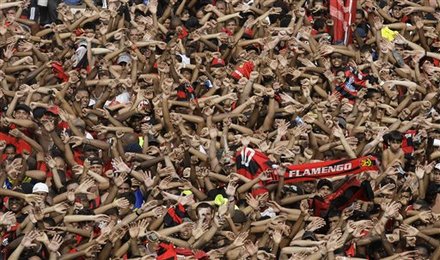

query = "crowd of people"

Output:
[[1, 0, 440, 259]]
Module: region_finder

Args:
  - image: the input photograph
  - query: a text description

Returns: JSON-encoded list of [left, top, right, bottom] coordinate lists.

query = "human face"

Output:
[[355, 13, 363, 25], [369, 92, 382, 104], [14, 109, 29, 120], [328, 216, 339, 231], [197, 207, 213, 223], [8, 197, 23, 212], [6, 9, 16, 20], [4, 147, 16, 160], [389, 140, 402, 153], [76, 90, 90, 108], [179, 223, 193, 239], [318, 185, 332, 197], [335, 70, 345, 84], [432, 169, 440, 184], [89, 163, 103, 175], [226, 20, 237, 33], [182, 70, 192, 81], [129, 29, 141, 41], [118, 183, 130, 194], [34, 192, 48, 197], [54, 157, 66, 171], [331, 54, 343, 68], [163, 19, 171, 29], [196, 10, 204, 19], [216, 2, 226, 14], [118, 202, 133, 216], [392, 6, 403, 19], [361, 51, 372, 63], [399, 192, 411, 206], [302, 181, 315, 194]]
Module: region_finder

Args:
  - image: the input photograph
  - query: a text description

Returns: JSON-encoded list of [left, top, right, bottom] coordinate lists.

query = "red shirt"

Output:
[[0, 132, 32, 155]]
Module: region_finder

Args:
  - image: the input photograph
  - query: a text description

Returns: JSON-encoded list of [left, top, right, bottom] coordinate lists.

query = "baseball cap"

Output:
[[45, 105, 60, 115], [211, 57, 225, 67], [32, 182, 49, 193], [89, 157, 103, 165], [117, 53, 132, 65], [15, 104, 31, 114]]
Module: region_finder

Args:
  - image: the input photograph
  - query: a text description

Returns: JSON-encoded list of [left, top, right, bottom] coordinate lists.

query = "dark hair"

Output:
[[356, 9, 365, 18], [317, 179, 333, 190], [82, 21, 96, 30], [313, 18, 326, 31], [5, 144, 17, 152], [76, 208, 94, 215], [387, 130, 403, 143], [347, 210, 370, 221], [365, 88, 381, 99], [280, 15, 293, 27], [119, 192, 136, 205], [196, 202, 214, 213], [326, 208, 341, 219]]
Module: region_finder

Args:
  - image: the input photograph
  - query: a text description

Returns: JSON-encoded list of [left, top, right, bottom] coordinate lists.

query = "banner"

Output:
[[235, 147, 378, 183], [330, 0, 357, 45], [270, 155, 379, 184]]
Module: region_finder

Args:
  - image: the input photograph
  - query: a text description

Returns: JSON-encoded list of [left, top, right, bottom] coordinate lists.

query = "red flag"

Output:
[[269, 156, 378, 184], [330, 0, 357, 45], [235, 147, 275, 180], [311, 177, 374, 217]]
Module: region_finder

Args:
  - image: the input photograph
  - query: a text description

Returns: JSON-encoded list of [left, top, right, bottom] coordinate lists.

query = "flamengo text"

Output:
[[287, 163, 353, 177]]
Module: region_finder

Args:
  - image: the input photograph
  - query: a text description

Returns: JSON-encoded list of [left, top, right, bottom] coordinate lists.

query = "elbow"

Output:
[[98, 182, 110, 190]]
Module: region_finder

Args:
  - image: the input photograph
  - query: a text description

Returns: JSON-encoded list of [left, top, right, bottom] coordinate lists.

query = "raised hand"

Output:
[[245, 193, 259, 210], [21, 230, 38, 248], [305, 217, 326, 232], [129, 222, 140, 238], [47, 234, 64, 252], [383, 201, 401, 219], [193, 222, 209, 239], [113, 198, 130, 209], [75, 179, 95, 195], [68, 136, 84, 148], [326, 228, 344, 252], [399, 223, 419, 237], [233, 231, 249, 247], [141, 170, 155, 189], [0, 211, 16, 226], [114, 172, 128, 187], [225, 181, 238, 197], [112, 157, 131, 173], [137, 218, 150, 238]]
